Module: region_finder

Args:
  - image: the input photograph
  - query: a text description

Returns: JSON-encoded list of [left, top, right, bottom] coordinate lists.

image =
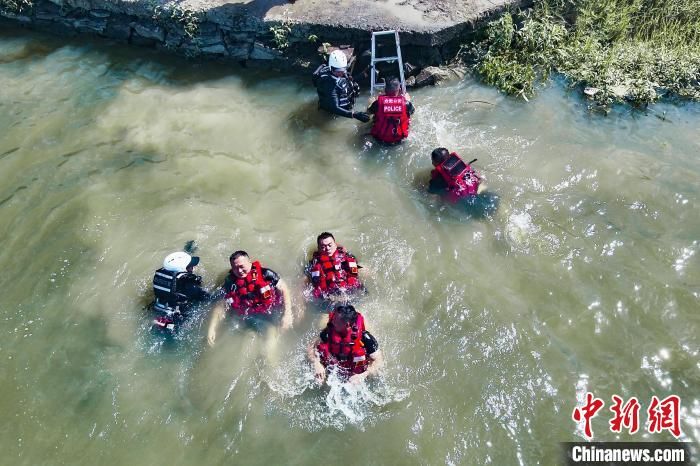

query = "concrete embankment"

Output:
[[0, 0, 526, 70]]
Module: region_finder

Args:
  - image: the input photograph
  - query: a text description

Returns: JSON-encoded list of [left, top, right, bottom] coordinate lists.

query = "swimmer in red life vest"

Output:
[[367, 78, 415, 144], [428, 147, 484, 202], [308, 304, 383, 385], [207, 251, 293, 345], [305, 232, 365, 302]]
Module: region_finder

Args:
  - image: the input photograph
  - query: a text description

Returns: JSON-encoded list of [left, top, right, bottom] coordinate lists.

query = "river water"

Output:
[[1, 25, 699, 465]]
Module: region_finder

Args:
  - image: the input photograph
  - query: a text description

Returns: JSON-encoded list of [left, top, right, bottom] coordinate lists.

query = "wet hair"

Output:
[[431, 147, 450, 165], [317, 232, 335, 245], [386, 77, 401, 94], [229, 250, 249, 262], [333, 304, 358, 323]]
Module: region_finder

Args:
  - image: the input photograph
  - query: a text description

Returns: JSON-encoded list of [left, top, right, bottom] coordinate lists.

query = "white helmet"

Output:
[[163, 252, 198, 272], [328, 50, 348, 70]]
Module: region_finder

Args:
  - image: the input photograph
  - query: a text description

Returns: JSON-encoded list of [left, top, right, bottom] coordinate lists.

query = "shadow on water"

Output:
[[286, 100, 337, 133], [0, 22, 64, 63]]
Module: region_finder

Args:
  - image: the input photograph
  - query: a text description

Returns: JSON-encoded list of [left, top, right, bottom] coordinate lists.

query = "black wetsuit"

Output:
[[152, 269, 210, 321], [312, 65, 359, 118]]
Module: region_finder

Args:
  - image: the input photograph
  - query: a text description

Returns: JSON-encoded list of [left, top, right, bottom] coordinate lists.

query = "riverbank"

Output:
[[461, 0, 700, 110], [0, 0, 526, 71]]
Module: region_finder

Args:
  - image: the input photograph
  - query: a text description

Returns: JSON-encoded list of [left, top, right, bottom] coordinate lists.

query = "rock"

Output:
[[610, 84, 629, 98], [224, 36, 252, 60], [403, 61, 419, 77], [196, 21, 218, 37], [130, 22, 165, 42], [226, 32, 254, 43], [227, 43, 251, 60], [197, 28, 223, 48], [89, 0, 133, 15], [73, 18, 107, 34], [200, 43, 227, 55], [34, 1, 62, 21], [1, 12, 32, 23], [63, 0, 91, 10], [89, 9, 110, 19], [163, 30, 185, 49], [104, 18, 131, 41], [584, 87, 600, 97], [34, 19, 78, 36], [413, 66, 453, 87], [316, 45, 355, 67], [209, 11, 262, 32], [235, 16, 263, 33], [180, 42, 201, 56], [450, 65, 467, 80], [317, 45, 353, 58], [250, 41, 282, 60]]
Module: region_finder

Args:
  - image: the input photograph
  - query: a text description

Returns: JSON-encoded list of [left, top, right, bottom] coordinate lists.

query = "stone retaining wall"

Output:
[[0, 0, 518, 70]]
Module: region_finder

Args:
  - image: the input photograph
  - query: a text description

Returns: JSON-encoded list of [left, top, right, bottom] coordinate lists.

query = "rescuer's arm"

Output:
[[307, 338, 326, 385], [303, 258, 316, 286], [428, 171, 448, 193], [206, 301, 226, 347], [367, 99, 378, 114], [277, 279, 294, 330], [181, 276, 211, 302], [406, 100, 415, 116], [319, 79, 369, 121], [349, 350, 384, 384]]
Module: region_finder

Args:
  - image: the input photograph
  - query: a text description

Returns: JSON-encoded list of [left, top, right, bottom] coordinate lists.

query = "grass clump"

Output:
[[169, 5, 203, 39], [152, 1, 204, 39], [466, 0, 700, 109], [269, 20, 293, 50]]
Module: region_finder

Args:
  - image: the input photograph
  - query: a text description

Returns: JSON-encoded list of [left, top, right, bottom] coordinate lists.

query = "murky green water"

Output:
[[1, 25, 699, 465]]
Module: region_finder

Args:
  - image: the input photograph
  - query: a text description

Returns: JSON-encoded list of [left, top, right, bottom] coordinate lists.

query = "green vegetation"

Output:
[[465, 0, 700, 109], [169, 4, 203, 39], [152, 1, 204, 39], [0, 0, 33, 15], [269, 20, 293, 50]]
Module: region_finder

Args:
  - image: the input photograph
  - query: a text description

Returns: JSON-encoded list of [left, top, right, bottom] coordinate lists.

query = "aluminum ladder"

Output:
[[370, 30, 406, 96]]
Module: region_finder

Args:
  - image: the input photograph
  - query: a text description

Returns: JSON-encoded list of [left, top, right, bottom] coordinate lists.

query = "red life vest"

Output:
[[224, 261, 279, 315], [317, 312, 368, 375], [370, 95, 410, 144], [432, 152, 481, 202], [309, 246, 361, 299]]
